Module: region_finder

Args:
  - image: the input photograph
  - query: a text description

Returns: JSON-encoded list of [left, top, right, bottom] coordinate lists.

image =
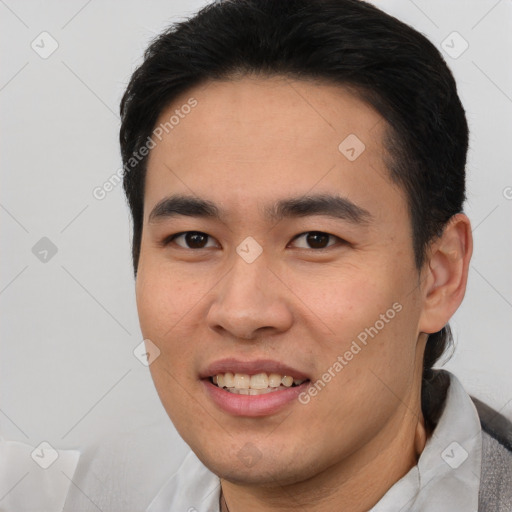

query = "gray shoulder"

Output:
[[479, 430, 512, 512], [472, 396, 512, 451]]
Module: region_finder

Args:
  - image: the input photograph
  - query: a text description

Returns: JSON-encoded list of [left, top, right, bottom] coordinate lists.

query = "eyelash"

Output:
[[161, 231, 344, 250]]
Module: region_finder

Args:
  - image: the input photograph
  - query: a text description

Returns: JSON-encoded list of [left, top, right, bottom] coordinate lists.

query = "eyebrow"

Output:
[[148, 194, 372, 225], [264, 194, 372, 225]]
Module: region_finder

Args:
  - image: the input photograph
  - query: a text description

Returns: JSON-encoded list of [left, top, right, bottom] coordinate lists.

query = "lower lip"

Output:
[[202, 379, 310, 417]]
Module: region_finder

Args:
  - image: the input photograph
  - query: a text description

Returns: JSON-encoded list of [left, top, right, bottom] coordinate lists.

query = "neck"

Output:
[[220, 405, 427, 512]]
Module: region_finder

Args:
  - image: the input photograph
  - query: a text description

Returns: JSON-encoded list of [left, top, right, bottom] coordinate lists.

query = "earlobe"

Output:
[[418, 213, 473, 334]]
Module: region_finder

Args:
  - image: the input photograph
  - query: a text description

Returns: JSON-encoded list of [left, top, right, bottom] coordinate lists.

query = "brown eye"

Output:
[[168, 231, 218, 249], [306, 232, 330, 248], [290, 231, 339, 249], [184, 232, 208, 248]]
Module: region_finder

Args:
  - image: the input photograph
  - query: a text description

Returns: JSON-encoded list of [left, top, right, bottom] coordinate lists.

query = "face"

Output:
[[136, 76, 428, 487]]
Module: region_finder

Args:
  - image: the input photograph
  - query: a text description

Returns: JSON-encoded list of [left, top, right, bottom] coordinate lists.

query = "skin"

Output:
[[135, 76, 473, 511]]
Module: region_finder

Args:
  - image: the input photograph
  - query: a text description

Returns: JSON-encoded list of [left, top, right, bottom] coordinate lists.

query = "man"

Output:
[[119, 0, 512, 510]]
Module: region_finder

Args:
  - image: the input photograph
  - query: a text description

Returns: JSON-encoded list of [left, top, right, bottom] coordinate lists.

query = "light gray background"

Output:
[[1, 0, 511, 509]]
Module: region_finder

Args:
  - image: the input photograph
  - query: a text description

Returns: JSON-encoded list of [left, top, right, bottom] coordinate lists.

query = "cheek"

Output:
[[289, 262, 420, 375], [135, 259, 219, 388], [136, 268, 203, 411], [135, 258, 205, 339], [288, 263, 395, 338], [136, 271, 173, 340]]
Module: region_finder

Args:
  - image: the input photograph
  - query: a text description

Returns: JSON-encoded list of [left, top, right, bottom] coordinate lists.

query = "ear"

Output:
[[418, 213, 473, 334]]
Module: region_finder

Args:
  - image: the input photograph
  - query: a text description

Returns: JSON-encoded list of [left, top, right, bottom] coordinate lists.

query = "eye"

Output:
[[289, 231, 341, 249], [164, 231, 219, 249]]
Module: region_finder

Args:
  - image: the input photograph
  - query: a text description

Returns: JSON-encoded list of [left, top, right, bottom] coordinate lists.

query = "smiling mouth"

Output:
[[209, 372, 309, 395]]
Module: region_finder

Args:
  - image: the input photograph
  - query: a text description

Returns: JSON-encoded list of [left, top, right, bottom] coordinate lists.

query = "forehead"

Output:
[[144, 76, 402, 221]]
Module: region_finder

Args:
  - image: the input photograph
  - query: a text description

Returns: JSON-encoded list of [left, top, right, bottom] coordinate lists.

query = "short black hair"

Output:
[[120, 0, 468, 431]]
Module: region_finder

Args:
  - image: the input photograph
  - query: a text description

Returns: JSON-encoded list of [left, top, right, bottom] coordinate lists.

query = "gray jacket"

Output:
[[473, 397, 512, 511]]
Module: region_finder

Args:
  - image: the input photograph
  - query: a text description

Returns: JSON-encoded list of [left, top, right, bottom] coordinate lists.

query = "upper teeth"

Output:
[[212, 372, 306, 390]]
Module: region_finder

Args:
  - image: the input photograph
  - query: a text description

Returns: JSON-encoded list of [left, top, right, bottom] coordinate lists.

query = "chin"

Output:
[[212, 462, 307, 487], [193, 441, 321, 487]]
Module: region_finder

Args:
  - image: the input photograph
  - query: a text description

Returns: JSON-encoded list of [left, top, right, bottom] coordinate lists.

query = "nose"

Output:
[[206, 253, 294, 340]]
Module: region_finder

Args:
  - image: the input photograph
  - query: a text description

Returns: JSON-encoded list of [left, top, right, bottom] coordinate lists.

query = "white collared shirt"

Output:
[[146, 372, 482, 512]]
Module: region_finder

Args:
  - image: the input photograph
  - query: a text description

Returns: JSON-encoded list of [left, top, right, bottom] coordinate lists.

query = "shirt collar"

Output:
[[368, 372, 482, 512], [146, 371, 482, 512]]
